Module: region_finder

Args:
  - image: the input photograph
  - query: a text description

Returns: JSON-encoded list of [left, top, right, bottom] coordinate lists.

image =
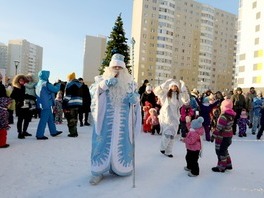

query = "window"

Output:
[[252, 76, 262, 84], [239, 54, 246, 60], [256, 12, 261, 19], [255, 25, 260, 32], [239, 66, 245, 72], [255, 38, 259, 45], [237, 78, 244, 84], [252, 1, 257, 9], [254, 50, 263, 57], [253, 63, 262, 70]]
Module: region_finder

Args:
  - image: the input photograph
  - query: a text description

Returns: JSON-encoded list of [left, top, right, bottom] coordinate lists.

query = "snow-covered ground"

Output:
[[1, 117, 264, 198]]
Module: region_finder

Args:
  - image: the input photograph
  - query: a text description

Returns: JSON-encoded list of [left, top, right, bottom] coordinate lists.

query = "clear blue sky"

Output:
[[0, 0, 239, 83]]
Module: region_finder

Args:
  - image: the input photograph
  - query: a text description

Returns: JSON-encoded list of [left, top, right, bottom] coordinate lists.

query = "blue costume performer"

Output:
[[35, 70, 62, 139]]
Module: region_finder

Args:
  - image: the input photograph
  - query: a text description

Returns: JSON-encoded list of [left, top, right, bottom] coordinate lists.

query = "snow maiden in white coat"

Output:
[[154, 79, 189, 158], [89, 54, 141, 185]]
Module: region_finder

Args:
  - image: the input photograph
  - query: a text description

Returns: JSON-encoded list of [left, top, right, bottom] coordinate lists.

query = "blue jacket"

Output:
[[35, 70, 60, 109], [253, 97, 264, 116]]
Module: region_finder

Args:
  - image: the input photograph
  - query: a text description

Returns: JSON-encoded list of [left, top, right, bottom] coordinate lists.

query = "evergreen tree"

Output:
[[99, 13, 131, 74]]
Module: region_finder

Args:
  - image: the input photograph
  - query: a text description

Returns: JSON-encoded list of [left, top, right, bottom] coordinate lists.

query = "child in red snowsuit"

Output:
[[0, 97, 12, 148]]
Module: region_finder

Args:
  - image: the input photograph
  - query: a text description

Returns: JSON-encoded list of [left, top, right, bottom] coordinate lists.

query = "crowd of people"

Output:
[[0, 53, 264, 185], [0, 70, 92, 145]]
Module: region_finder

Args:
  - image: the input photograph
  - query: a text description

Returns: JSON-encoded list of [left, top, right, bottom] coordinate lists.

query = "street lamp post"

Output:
[[14, 60, 20, 75]]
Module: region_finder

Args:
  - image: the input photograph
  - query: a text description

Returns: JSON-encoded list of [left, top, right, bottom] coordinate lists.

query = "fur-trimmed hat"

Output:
[[191, 88, 199, 97], [67, 72, 76, 81], [109, 53, 126, 68], [191, 117, 204, 129]]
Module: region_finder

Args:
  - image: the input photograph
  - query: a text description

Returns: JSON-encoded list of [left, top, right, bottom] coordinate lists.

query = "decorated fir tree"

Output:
[[99, 13, 131, 74]]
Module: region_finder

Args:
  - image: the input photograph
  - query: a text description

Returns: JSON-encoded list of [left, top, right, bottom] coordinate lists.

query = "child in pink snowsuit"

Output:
[[181, 117, 205, 177]]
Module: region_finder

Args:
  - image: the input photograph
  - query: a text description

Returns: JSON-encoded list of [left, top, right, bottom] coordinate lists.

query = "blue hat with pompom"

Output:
[[191, 117, 204, 129]]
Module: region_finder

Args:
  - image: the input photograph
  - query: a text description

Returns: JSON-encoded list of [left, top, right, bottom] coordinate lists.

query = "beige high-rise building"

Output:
[[235, 0, 264, 91], [132, 0, 237, 93], [0, 42, 8, 69], [7, 39, 43, 78], [83, 35, 107, 85]]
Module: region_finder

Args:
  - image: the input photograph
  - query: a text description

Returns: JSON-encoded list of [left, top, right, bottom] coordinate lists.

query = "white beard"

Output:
[[103, 67, 132, 106]]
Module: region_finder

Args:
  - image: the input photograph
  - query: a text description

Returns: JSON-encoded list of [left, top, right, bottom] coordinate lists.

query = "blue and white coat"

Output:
[[90, 76, 141, 176]]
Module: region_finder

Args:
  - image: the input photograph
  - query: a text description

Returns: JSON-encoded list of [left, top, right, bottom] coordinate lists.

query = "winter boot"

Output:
[[212, 167, 225, 172], [18, 133, 25, 139], [89, 175, 103, 185]]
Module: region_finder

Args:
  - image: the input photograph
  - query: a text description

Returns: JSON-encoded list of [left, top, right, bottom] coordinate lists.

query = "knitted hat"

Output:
[[240, 109, 247, 118], [191, 117, 204, 129], [109, 53, 126, 68], [67, 72, 76, 81], [221, 99, 233, 112], [203, 97, 209, 104]]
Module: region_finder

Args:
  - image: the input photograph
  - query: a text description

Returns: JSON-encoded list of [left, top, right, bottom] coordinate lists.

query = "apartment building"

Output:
[[0, 42, 7, 69], [132, 0, 237, 92], [7, 39, 43, 78], [235, 0, 264, 90], [83, 35, 107, 85]]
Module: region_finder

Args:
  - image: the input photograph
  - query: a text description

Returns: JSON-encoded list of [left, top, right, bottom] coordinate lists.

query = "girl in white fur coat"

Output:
[[154, 79, 189, 157]]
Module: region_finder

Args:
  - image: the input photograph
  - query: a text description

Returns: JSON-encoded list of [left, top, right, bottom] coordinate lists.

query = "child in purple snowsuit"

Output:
[[237, 109, 250, 137]]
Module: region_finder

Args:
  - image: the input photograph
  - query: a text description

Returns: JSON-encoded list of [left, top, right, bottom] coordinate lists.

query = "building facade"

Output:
[[235, 0, 264, 91], [0, 42, 7, 69], [83, 35, 107, 85], [7, 39, 43, 78], [132, 0, 237, 92]]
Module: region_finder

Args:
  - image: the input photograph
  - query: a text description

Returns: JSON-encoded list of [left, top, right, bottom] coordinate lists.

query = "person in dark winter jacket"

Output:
[[10, 74, 32, 139], [196, 96, 220, 141], [211, 99, 236, 172], [138, 79, 149, 98], [231, 87, 246, 135], [35, 70, 63, 140], [63, 72, 82, 137], [78, 77, 91, 127], [140, 84, 156, 124]]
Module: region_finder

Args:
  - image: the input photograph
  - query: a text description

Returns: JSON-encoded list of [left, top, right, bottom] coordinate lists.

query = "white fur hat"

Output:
[[109, 53, 126, 68], [169, 81, 179, 88]]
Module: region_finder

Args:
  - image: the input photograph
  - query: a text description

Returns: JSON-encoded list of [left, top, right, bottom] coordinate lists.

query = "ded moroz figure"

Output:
[[89, 53, 141, 185]]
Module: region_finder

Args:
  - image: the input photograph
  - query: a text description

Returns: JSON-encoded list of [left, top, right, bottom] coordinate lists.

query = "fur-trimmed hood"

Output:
[[12, 74, 26, 89]]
